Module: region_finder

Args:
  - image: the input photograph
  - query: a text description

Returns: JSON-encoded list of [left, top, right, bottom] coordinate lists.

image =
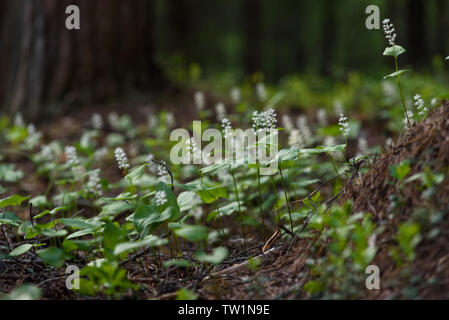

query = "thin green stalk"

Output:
[[326, 152, 341, 179], [278, 166, 294, 234], [257, 166, 267, 241], [216, 205, 228, 247], [231, 170, 247, 249], [395, 56, 411, 127], [270, 176, 282, 223]]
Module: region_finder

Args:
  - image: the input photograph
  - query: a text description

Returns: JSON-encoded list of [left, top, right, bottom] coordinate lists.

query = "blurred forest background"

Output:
[[0, 0, 448, 120]]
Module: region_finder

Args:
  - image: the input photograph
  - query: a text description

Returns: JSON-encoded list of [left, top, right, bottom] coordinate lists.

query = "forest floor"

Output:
[[1, 95, 449, 300]]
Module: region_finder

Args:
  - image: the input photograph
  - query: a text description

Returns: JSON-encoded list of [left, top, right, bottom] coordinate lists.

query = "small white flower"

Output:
[[414, 94, 427, 117], [282, 115, 294, 132], [215, 102, 226, 121], [114, 147, 130, 170], [156, 160, 168, 181], [403, 110, 415, 127], [288, 129, 305, 148], [94, 147, 108, 161], [86, 169, 102, 196], [190, 206, 204, 220], [65, 146, 80, 166], [108, 112, 120, 130], [222, 118, 233, 139], [186, 137, 201, 162], [338, 114, 350, 137], [317, 109, 328, 127], [194, 91, 205, 111], [230, 87, 241, 104], [324, 136, 336, 147], [357, 136, 369, 155], [148, 114, 159, 128], [91, 113, 103, 130], [14, 113, 25, 127], [333, 99, 344, 116], [154, 191, 168, 206], [382, 18, 397, 46], [296, 115, 313, 146], [165, 112, 175, 128], [255, 83, 267, 102]]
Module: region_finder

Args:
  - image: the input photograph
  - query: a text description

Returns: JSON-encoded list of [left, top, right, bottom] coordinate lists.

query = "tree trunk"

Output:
[[244, 0, 262, 75], [0, 0, 165, 120], [406, 0, 427, 67]]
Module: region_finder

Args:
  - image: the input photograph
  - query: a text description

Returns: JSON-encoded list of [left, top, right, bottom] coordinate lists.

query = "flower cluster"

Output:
[[86, 169, 102, 196], [252, 108, 277, 133], [221, 118, 233, 139], [91, 113, 103, 130], [165, 112, 175, 128], [282, 115, 294, 132], [65, 146, 80, 166], [357, 136, 369, 155], [338, 114, 350, 137], [186, 137, 201, 162], [94, 147, 108, 161], [288, 129, 305, 148], [404, 110, 415, 127], [194, 91, 205, 111], [414, 94, 427, 117], [317, 109, 327, 127], [382, 19, 397, 47], [230, 87, 241, 104], [154, 190, 168, 206], [255, 83, 267, 102], [296, 115, 312, 146], [114, 147, 130, 170], [215, 102, 226, 121]]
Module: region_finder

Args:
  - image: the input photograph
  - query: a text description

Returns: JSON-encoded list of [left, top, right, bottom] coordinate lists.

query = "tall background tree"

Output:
[[0, 0, 165, 120]]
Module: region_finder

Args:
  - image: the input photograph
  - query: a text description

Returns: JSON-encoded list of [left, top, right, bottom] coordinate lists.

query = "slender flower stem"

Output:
[[279, 166, 294, 234], [231, 170, 247, 248], [217, 205, 228, 247], [395, 56, 411, 127], [257, 166, 267, 241], [326, 152, 341, 179], [270, 176, 282, 223]]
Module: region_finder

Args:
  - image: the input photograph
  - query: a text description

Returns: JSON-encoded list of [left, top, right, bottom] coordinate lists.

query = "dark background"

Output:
[[0, 0, 447, 119]]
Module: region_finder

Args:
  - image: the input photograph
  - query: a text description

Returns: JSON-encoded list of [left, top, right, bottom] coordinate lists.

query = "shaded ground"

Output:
[[1, 96, 448, 300]]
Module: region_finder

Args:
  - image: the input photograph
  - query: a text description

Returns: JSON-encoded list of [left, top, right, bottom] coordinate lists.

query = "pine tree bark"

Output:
[[0, 0, 166, 120]]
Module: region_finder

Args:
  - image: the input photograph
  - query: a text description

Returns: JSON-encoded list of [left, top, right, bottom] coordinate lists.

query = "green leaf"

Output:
[[29, 195, 49, 208], [383, 45, 406, 57], [177, 191, 199, 212], [9, 244, 33, 257], [125, 164, 147, 183], [37, 247, 68, 267], [275, 147, 299, 163], [60, 218, 100, 230], [32, 210, 50, 219], [0, 195, 30, 208], [0, 284, 42, 300], [299, 145, 346, 155], [197, 187, 229, 204], [195, 247, 228, 265], [113, 235, 168, 255], [0, 164, 24, 182], [66, 229, 95, 240], [163, 259, 193, 268], [174, 225, 209, 242], [383, 70, 411, 79], [176, 288, 198, 300]]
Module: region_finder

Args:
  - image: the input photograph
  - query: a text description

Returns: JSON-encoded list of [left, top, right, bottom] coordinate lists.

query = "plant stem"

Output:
[[217, 205, 228, 247], [394, 56, 411, 127], [279, 166, 294, 234], [270, 176, 282, 223], [231, 170, 247, 249], [326, 152, 341, 179], [257, 166, 267, 241]]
